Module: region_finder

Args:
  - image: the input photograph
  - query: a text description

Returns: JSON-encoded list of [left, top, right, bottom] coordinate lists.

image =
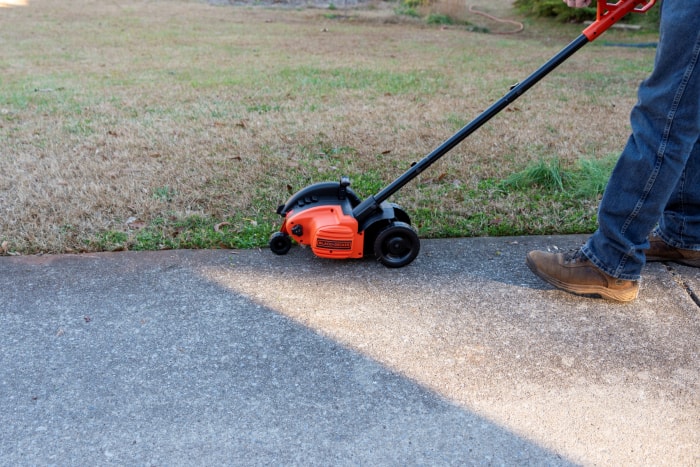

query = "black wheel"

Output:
[[373, 221, 420, 268], [269, 232, 292, 255]]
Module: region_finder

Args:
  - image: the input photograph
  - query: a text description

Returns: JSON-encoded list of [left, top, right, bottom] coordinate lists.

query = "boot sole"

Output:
[[526, 257, 639, 302]]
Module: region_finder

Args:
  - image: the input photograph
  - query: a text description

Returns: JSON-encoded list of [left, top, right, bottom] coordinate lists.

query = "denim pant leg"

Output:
[[582, 0, 700, 280], [656, 139, 700, 249]]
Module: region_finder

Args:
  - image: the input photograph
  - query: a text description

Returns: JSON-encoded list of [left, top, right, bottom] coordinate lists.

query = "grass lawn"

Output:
[[0, 0, 659, 254]]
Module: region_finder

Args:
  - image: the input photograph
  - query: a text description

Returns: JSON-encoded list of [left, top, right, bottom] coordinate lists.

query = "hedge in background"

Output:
[[514, 0, 661, 27], [514, 0, 596, 22]]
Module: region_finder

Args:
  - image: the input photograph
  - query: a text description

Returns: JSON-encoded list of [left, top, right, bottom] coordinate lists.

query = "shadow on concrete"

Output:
[[0, 250, 574, 465]]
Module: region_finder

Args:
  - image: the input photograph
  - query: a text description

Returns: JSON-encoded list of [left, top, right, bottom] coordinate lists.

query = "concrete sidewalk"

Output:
[[1, 235, 698, 465]]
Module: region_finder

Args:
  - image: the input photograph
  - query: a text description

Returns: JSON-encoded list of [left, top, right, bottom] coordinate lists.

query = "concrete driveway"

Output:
[[1, 235, 698, 465]]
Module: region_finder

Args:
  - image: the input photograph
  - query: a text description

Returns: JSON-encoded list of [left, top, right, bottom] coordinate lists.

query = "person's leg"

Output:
[[581, 0, 700, 280], [582, 0, 700, 280], [657, 138, 700, 248], [527, 1, 700, 300], [645, 138, 700, 266]]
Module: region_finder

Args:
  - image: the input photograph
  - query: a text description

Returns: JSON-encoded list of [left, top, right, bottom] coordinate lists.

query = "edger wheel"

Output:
[[269, 232, 292, 255], [373, 221, 420, 268]]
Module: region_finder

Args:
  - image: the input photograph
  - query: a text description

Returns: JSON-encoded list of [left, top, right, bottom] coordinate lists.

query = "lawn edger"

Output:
[[269, 0, 657, 268]]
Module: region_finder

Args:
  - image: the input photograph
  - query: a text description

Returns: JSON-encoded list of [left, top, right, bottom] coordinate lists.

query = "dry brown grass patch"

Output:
[[0, 0, 657, 253]]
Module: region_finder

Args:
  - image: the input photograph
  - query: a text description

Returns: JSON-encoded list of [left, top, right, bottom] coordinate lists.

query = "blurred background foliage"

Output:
[[513, 0, 661, 27]]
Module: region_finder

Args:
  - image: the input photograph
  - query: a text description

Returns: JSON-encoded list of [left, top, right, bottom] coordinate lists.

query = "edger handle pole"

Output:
[[353, 0, 656, 224]]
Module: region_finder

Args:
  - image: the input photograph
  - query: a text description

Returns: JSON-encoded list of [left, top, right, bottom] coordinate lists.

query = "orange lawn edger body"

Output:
[[270, 0, 657, 268]]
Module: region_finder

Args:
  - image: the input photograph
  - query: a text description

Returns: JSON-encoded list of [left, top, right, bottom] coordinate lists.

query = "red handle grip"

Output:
[[582, 0, 657, 41]]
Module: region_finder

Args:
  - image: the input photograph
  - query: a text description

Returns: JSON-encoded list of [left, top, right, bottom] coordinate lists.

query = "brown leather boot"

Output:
[[526, 249, 639, 302], [645, 233, 700, 267]]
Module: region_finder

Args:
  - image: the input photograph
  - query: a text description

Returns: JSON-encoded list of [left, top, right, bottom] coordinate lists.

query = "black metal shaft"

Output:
[[353, 33, 590, 224]]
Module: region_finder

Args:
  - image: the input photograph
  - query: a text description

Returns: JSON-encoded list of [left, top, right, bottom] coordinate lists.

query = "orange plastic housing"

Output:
[[583, 0, 656, 41], [283, 205, 364, 260]]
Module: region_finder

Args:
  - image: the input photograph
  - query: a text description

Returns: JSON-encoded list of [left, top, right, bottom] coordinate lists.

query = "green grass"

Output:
[[500, 154, 617, 198], [501, 158, 567, 192], [88, 215, 276, 252], [406, 154, 616, 239]]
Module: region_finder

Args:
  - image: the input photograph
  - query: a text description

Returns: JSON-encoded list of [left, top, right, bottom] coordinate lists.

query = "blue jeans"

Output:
[[582, 0, 700, 280]]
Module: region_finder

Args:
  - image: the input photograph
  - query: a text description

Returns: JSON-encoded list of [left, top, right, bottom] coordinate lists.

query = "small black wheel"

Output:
[[269, 232, 292, 255], [373, 221, 420, 268]]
